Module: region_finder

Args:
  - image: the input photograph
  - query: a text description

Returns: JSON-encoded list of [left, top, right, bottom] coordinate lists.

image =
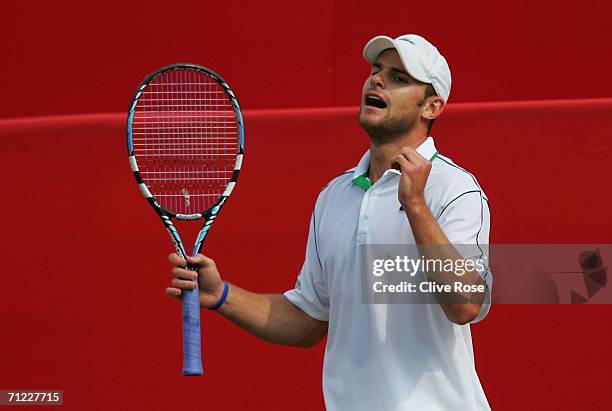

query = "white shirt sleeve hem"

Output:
[[284, 289, 329, 321]]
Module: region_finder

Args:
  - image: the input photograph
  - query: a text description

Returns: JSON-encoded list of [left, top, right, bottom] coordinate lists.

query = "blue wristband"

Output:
[[209, 281, 229, 311]]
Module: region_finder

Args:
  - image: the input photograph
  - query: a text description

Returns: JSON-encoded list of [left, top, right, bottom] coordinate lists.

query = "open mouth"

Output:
[[365, 95, 387, 109]]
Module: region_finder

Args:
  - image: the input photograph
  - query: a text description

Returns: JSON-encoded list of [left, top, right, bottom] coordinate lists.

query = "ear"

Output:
[[422, 96, 445, 121]]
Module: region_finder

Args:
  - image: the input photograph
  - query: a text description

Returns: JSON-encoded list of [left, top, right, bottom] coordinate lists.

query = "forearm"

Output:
[[405, 201, 485, 324], [214, 285, 327, 347]]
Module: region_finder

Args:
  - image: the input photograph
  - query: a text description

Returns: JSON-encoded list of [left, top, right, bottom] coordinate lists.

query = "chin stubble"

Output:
[[358, 108, 416, 146]]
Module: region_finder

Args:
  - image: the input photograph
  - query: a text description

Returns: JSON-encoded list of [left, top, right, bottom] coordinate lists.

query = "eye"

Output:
[[392, 74, 408, 83]]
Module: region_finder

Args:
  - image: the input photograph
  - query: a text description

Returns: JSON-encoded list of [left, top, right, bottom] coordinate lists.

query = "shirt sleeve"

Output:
[[284, 212, 330, 321], [437, 190, 492, 324]]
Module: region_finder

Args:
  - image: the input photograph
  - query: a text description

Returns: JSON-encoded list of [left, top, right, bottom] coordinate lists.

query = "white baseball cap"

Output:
[[363, 34, 452, 102]]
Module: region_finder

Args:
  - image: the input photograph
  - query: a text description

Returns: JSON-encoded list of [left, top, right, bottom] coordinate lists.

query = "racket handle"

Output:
[[182, 286, 203, 376]]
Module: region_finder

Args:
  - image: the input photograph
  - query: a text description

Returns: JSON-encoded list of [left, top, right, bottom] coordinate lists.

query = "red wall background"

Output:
[[2, 0, 612, 119], [1, 101, 611, 410], [1, 0, 611, 410]]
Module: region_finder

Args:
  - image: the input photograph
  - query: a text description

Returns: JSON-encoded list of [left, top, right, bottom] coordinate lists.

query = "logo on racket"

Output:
[[182, 188, 191, 208]]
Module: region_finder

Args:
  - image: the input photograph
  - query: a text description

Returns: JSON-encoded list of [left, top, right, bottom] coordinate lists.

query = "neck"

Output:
[[368, 132, 428, 184]]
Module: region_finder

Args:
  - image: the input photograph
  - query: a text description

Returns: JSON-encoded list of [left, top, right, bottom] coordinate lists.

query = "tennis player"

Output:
[[167, 34, 492, 410]]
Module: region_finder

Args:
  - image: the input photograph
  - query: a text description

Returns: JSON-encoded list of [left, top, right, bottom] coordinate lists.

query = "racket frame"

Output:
[[126, 63, 244, 376]]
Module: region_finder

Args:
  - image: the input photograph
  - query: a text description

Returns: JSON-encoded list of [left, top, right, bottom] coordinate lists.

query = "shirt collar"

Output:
[[352, 136, 439, 181]]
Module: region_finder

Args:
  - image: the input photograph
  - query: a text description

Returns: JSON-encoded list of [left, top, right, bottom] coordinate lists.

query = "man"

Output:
[[167, 34, 492, 410]]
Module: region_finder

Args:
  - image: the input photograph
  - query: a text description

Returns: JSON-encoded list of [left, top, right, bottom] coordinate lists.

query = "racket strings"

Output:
[[132, 68, 238, 214]]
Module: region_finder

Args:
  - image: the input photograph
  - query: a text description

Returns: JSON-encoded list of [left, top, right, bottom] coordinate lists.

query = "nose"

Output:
[[369, 71, 384, 89]]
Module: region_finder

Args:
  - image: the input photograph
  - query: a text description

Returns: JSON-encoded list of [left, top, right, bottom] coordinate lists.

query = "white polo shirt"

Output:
[[284, 137, 492, 411]]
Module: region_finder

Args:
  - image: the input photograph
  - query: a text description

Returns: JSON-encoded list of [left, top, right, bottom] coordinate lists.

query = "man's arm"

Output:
[[403, 203, 485, 324], [392, 148, 486, 325], [166, 253, 328, 348]]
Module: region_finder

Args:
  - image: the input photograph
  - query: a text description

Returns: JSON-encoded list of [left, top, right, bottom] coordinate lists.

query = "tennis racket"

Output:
[[126, 63, 244, 376]]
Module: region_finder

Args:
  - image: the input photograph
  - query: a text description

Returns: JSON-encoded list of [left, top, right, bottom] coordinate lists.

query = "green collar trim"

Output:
[[351, 151, 439, 192], [352, 173, 372, 191]]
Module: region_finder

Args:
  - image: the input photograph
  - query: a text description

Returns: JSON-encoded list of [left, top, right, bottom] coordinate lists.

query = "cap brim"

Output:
[[363, 35, 431, 84]]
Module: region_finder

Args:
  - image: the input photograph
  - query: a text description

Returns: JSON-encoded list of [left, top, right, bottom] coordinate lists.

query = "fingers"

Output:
[[168, 252, 187, 267], [167, 253, 216, 299], [169, 254, 198, 290], [169, 252, 216, 269], [401, 147, 427, 164], [165, 287, 182, 299], [170, 277, 198, 290], [187, 253, 216, 268], [171, 265, 197, 281], [391, 153, 412, 173], [391, 147, 431, 174]]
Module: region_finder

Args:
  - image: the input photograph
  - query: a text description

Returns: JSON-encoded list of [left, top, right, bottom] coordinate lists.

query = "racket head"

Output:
[[126, 64, 244, 220]]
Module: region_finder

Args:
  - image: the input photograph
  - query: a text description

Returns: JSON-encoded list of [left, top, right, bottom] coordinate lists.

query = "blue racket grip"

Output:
[[182, 285, 203, 376]]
